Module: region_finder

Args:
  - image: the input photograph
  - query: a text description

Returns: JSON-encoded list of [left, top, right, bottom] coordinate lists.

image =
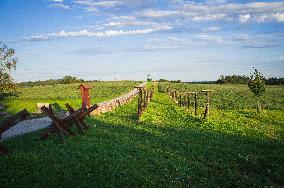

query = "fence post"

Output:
[[187, 93, 190, 111], [202, 90, 214, 119], [183, 94, 186, 110], [204, 92, 209, 118], [138, 88, 142, 119], [143, 88, 147, 110], [148, 89, 150, 106], [194, 92, 198, 116], [135, 86, 144, 120]]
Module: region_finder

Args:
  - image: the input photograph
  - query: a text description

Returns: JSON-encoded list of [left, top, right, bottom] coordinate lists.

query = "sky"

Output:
[[0, 0, 284, 82]]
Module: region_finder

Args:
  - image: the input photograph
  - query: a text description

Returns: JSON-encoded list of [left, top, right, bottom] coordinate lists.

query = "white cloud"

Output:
[[75, 0, 120, 12], [25, 25, 173, 40], [50, 0, 63, 2], [239, 14, 250, 23], [112, 15, 136, 20], [202, 26, 220, 32], [192, 13, 226, 21], [279, 56, 284, 61], [26, 36, 50, 41], [206, 0, 227, 5], [49, 3, 70, 9], [255, 13, 284, 23], [135, 1, 284, 23], [273, 13, 284, 22], [139, 10, 181, 18], [75, 0, 119, 7], [105, 20, 157, 27], [182, 2, 284, 23], [182, 2, 284, 14]]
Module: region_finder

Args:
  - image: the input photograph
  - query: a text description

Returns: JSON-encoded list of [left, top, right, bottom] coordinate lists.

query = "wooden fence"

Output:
[[135, 85, 154, 120], [167, 88, 214, 119]]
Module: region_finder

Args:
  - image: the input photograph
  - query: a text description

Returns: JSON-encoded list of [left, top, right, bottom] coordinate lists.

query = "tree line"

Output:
[[216, 75, 284, 85], [18, 76, 87, 87]]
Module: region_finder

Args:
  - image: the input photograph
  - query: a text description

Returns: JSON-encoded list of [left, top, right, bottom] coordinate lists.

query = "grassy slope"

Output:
[[1, 81, 140, 114], [0, 86, 283, 187]]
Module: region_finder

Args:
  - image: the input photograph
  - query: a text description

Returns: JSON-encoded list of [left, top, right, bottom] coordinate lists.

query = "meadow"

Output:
[[1, 81, 140, 114], [158, 82, 284, 110], [0, 82, 283, 187]]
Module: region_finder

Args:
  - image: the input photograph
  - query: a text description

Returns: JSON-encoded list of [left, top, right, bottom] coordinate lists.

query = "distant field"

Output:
[[1, 81, 141, 114], [158, 83, 284, 110]]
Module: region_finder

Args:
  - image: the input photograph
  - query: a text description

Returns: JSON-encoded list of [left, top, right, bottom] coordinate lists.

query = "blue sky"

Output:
[[0, 0, 284, 82]]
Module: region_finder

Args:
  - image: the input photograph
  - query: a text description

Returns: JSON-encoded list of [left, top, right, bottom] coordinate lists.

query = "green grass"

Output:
[[0, 84, 283, 187], [1, 81, 140, 114], [158, 82, 284, 110]]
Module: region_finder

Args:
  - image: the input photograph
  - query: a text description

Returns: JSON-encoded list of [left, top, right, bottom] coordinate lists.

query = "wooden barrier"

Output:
[[40, 104, 98, 142], [0, 109, 30, 155]]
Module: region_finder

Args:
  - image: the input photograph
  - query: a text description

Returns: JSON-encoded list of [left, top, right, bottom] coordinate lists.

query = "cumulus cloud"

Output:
[[239, 14, 250, 23]]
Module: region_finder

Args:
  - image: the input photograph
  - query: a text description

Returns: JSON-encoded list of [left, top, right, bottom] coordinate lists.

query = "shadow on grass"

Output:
[[87, 117, 284, 187], [0, 110, 283, 187], [0, 92, 21, 100]]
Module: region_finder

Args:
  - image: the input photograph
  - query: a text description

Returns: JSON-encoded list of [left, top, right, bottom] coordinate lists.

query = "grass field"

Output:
[[0, 82, 283, 187], [158, 82, 284, 110], [0, 81, 140, 114]]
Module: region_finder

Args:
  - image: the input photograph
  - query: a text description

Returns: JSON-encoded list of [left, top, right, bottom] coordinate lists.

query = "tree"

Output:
[[216, 75, 226, 84], [60, 75, 84, 84], [0, 43, 18, 92], [146, 74, 152, 82], [248, 69, 265, 113]]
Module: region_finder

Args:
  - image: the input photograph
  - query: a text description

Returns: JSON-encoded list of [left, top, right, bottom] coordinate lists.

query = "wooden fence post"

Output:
[[202, 90, 214, 119], [143, 89, 147, 109], [138, 88, 142, 119], [135, 87, 143, 120], [187, 93, 190, 111], [194, 92, 198, 116], [183, 94, 186, 109]]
